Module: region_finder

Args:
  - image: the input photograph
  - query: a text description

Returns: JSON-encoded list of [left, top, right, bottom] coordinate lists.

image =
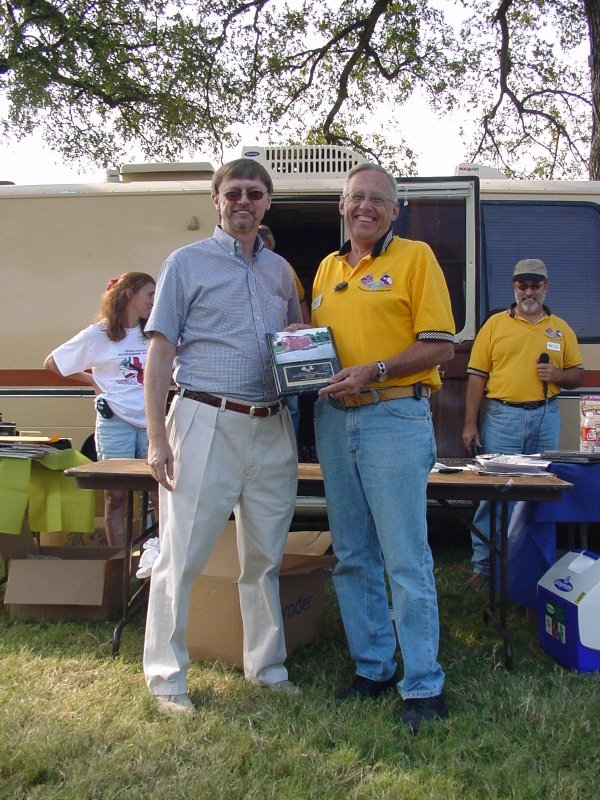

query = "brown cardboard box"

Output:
[[3, 543, 127, 621], [185, 522, 334, 670]]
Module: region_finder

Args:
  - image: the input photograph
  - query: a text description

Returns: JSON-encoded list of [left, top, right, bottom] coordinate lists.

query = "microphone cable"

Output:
[[532, 353, 550, 453]]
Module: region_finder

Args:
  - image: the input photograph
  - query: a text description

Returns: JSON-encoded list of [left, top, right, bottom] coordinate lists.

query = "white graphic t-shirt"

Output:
[[52, 323, 150, 428]]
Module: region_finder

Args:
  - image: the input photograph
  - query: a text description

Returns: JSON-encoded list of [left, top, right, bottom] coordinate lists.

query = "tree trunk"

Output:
[[585, 0, 600, 179]]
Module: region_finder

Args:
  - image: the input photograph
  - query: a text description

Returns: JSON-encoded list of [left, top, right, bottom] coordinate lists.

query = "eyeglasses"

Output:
[[343, 192, 396, 207], [222, 188, 266, 202], [515, 282, 546, 292]]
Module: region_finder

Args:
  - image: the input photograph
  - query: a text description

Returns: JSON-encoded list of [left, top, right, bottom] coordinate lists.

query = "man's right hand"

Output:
[[147, 435, 174, 491], [462, 424, 481, 454]]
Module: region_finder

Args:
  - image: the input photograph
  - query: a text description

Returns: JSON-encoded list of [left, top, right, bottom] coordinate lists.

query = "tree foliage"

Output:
[[0, 0, 594, 177], [460, 0, 592, 178]]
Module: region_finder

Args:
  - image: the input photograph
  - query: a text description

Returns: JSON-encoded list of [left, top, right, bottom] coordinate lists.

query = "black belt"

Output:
[[493, 397, 556, 410], [182, 389, 283, 417]]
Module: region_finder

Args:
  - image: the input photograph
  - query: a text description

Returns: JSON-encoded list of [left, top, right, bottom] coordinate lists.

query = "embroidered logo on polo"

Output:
[[545, 326, 563, 338], [359, 273, 393, 291]]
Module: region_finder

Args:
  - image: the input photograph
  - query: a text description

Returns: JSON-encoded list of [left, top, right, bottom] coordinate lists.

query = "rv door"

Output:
[[391, 176, 479, 343]]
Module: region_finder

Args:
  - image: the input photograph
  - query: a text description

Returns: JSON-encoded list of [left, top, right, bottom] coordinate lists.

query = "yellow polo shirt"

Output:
[[468, 308, 583, 402], [312, 236, 455, 390]]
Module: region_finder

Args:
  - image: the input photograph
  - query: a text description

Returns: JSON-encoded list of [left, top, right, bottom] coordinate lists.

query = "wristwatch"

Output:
[[375, 360, 389, 382]]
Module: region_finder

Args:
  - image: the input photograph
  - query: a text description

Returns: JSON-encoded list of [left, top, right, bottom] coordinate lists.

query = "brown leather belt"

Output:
[[329, 384, 431, 409], [182, 389, 283, 417]]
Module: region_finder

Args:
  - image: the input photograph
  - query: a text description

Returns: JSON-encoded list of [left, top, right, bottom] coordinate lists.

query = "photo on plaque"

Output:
[[266, 327, 342, 395]]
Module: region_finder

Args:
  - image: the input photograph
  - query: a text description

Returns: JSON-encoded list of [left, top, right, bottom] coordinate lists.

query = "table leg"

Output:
[[482, 499, 513, 669], [567, 522, 576, 550], [581, 522, 590, 551], [112, 490, 157, 656], [487, 500, 497, 617], [112, 490, 134, 656]]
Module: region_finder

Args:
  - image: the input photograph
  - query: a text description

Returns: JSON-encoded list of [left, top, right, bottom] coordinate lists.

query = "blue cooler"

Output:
[[537, 550, 600, 672]]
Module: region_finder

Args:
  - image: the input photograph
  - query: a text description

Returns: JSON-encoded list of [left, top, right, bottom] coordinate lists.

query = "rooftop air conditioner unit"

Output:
[[241, 145, 366, 179]]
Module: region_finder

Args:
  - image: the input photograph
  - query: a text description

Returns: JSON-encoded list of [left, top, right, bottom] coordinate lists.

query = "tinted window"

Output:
[[393, 197, 466, 331], [481, 202, 600, 341]]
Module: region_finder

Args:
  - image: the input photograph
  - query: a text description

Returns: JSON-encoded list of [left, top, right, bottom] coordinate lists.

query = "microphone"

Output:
[[538, 353, 550, 399]]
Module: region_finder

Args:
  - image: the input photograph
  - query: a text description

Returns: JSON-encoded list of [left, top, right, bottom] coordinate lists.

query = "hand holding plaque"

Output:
[[266, 327, 342, 395]]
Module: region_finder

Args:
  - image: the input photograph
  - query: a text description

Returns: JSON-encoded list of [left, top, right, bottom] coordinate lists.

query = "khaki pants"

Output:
[[143, 394, 297, 695]]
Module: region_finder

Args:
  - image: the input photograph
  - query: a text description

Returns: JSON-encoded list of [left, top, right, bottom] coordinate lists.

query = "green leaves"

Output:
[[0, 0, 594, 177]]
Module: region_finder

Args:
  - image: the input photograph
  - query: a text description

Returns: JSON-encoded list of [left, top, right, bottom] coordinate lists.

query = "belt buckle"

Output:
[[328, 393, 346, 411], [342, 396, 361, 408], [249, 403, 278, 417]]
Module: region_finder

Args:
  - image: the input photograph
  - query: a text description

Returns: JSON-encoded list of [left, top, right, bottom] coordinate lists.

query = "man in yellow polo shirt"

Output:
[[312, 162, 455, 735], [462, 258, 584, 584]]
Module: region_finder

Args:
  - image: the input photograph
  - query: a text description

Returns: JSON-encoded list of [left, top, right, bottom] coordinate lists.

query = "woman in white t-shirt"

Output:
[[44, 272, 156, 546]]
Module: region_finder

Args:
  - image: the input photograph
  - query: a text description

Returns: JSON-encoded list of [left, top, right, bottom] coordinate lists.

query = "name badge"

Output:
[[312, 294, 322, 310], [547, 342, 561, 352]]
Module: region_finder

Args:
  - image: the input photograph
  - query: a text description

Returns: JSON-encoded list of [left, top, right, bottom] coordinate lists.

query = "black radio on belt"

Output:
[[95, 398, 114, 419]]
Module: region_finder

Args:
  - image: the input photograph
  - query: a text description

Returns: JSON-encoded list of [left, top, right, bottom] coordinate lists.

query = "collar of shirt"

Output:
[[337, 226, 395, 259], [508, 302, 551, 318], [213, 225, 266, 259]]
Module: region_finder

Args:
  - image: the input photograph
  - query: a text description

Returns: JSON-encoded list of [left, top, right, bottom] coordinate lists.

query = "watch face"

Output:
[[377, 361, 388, 382]]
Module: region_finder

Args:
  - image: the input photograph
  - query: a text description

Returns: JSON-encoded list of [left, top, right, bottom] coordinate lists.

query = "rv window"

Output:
[[393, 197, 467, 332], [481, 202, 600, 342]]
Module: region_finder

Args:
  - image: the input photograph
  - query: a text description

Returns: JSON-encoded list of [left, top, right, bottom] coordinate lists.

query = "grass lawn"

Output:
[[1, 519, 599, 799]]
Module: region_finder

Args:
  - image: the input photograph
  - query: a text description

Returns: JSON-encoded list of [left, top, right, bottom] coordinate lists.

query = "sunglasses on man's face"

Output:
[[515, 282, 546, 292], [222, 189, 266, 202]]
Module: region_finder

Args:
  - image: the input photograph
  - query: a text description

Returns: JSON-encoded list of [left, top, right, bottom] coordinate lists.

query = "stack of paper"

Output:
[[473, 454, 551, 476], [0, 435, 67, 458]]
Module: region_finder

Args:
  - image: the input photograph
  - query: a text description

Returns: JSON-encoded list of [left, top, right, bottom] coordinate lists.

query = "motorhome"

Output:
[[1, 145, 599, 458]]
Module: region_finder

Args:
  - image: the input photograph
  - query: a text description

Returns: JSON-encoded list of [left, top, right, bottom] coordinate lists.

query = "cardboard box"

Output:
[[39, 519, 109, 547], [185, 523, 334, 670], [3, 543, 127, 621]]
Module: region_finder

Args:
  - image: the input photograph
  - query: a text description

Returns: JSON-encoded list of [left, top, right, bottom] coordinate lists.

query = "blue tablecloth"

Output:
[[506, 462, 600, 607]]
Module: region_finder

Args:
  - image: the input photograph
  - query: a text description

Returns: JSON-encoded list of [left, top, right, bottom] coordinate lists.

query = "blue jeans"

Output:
[[96, 412, 149, 460], [314, 396, 444, 699], [471, 399, 561, 572]]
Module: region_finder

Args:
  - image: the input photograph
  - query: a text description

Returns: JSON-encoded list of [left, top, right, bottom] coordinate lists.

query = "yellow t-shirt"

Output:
[[467, 308, 583, 402], [312, 236, 455, 390]]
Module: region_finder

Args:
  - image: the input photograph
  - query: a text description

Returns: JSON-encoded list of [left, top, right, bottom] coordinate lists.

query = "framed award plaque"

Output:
[[266, 327, 342, 395]]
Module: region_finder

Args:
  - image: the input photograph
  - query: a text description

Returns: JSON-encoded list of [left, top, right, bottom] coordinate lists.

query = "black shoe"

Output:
[[401, 692, 448, 735], [335, 673, 397, 702]]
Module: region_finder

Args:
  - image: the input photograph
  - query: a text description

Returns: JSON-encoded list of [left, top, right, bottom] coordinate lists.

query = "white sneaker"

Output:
[[156, 693, 194, 715], [262, 679, 302, 696]]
